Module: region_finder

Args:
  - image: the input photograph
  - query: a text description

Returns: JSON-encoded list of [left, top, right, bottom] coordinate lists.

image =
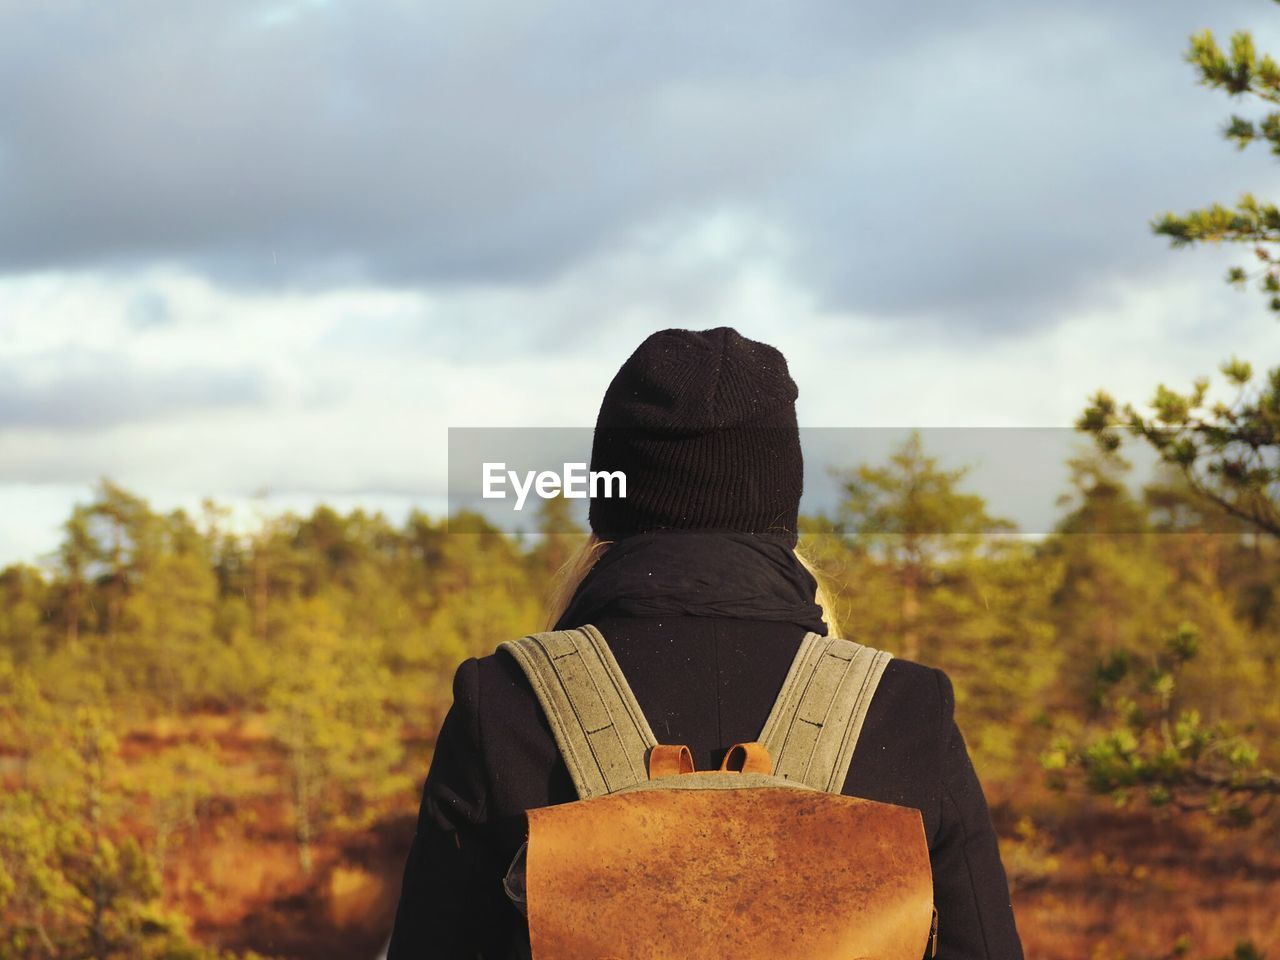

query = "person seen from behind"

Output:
[[387, 326, 1025, 959]]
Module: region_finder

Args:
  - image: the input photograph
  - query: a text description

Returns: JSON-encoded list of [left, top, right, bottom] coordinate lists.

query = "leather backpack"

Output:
[[498, 623, 938, 960]]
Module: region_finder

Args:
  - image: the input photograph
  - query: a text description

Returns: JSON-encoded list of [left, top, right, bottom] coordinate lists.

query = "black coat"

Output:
[[386, 612, 1026, 959]]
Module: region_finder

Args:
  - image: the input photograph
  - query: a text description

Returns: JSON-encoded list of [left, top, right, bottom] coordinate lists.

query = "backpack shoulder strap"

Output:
[[498, 623, 657, 800], [758, 633, 893, 792]]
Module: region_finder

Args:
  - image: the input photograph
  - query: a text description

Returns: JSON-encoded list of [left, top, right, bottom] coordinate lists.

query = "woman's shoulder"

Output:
[[470, 642, 539, 695], [446, 645, 550, 737], [879, 653, 954, 704], [860, 650, 958, 749], [447, 635, 544, 684]]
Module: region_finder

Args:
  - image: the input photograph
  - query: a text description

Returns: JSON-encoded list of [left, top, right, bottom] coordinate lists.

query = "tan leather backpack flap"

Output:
[[525, 783, 934, 960]]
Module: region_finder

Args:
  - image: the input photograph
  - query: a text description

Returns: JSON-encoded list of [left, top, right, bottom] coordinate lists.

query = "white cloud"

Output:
[[2, 208, 1275, 566]]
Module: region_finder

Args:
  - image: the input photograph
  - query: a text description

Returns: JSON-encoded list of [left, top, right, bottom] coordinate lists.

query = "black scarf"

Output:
[[553, 530, 828, 635]]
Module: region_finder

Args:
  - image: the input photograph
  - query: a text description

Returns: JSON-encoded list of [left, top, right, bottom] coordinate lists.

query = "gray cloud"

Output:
[[0, 350, 272, 430], [0, 0, 1275, 334]]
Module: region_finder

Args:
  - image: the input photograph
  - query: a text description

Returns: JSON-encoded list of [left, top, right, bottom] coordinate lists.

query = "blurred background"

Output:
[[1, 1, 1277, 958]]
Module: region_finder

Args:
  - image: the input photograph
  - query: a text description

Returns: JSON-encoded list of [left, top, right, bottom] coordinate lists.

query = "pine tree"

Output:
[[1084, 11, 1280, 538]]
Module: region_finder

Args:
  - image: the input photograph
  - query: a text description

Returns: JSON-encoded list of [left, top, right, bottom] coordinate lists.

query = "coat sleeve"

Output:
[[386, 657, 490, 960], [929, 667, 1025, 960]]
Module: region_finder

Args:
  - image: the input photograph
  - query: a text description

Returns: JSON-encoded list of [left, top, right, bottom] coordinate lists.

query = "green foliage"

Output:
[[0, 706, 246, 959], [0, 565, 50, 664], [1156, 20, 1280, 314], [265, 595, 406, 873], [1041, 624, 1278, 826], [1079, 361, 1280, 537]]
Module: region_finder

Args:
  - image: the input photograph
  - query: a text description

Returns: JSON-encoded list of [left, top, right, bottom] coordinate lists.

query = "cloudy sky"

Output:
[[2, 0, 1279, 566]]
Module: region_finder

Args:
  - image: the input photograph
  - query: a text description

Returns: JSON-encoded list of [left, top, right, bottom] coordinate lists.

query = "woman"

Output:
[[387, 326, 1025, 959]]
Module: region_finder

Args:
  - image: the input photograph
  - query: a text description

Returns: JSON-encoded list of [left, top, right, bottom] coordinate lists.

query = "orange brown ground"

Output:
[[116, 718, 1280, 959]]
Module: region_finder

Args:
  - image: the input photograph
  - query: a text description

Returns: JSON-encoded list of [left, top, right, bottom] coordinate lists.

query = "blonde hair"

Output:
[[542, 532, 841, 638]]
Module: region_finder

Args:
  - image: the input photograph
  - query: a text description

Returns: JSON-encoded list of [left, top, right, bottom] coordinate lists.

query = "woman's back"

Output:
[[387, 608, 1024, 959]]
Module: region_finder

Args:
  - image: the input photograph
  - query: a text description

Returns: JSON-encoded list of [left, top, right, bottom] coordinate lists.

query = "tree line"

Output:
[[0, 428, 1275, 956]]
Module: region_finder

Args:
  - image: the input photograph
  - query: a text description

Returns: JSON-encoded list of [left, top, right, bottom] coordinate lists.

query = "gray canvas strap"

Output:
[[759, 633, 893, 792], [499, 624, 657, 800]]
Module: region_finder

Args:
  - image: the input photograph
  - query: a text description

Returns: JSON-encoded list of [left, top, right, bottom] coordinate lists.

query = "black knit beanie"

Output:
[[587, 327, 804, 547]]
